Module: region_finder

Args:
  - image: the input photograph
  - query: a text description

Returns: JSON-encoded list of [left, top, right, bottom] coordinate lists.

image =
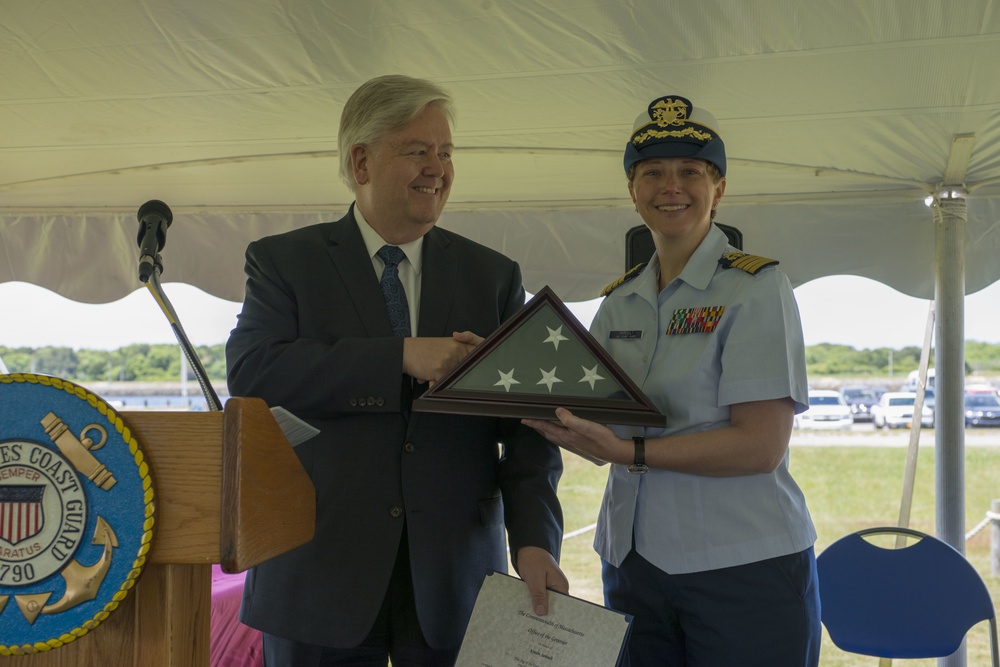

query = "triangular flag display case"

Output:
[[414, 286, 666, 427]]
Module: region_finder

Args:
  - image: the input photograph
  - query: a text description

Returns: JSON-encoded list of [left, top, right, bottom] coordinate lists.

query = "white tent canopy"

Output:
[[3, 0, 1000, 304]]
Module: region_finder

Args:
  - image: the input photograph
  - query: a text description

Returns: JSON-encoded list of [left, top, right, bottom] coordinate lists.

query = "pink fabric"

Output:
[[211, 565, 263, 667]]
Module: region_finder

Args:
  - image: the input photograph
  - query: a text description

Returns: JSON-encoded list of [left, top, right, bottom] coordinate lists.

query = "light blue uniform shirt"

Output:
[[592, 224, 815, 574]]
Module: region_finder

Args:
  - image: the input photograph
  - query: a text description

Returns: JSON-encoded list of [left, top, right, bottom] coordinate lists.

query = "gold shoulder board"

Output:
[[718, 251, 778, 275], [601, 263, 645, 296]]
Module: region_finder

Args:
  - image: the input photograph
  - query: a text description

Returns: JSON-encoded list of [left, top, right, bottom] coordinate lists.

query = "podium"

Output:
[[5, 397, 316, 666]]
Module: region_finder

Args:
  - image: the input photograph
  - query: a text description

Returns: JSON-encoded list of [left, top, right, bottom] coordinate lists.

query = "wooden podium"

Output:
[[7, 397, 316, 666]]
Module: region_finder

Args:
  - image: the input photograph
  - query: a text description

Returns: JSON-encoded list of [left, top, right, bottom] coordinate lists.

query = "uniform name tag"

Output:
[[610, 330, 643, 340], [666, 306, 725, 335]]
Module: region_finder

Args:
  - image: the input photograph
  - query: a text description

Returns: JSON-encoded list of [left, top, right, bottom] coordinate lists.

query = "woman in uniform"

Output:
[[524, 94, 821, 667]]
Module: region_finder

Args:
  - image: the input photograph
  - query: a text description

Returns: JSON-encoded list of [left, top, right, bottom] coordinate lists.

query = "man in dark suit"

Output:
[[226, 74, 566, 666]]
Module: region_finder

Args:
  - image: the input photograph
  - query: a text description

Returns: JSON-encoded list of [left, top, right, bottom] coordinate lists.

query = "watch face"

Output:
[[413, 286, 666, 427]]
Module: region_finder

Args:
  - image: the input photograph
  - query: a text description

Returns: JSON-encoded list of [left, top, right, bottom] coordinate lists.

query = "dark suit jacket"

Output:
[[225, 207, 563, 650]]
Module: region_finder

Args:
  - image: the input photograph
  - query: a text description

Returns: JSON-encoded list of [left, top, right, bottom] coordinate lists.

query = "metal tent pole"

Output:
[[934, 192, 968, 667]]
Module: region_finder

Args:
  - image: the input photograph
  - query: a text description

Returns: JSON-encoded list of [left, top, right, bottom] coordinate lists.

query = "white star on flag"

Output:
[[543, 325, 568, 351], [579, 365, 605, 390], [537, 367, 562, 393], [494, 369, 520, 392]]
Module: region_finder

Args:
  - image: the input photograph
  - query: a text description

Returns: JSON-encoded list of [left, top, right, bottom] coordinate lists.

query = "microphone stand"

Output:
[[143, 257, 223, 412]]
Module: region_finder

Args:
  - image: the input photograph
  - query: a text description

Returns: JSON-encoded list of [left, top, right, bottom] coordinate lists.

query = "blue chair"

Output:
[[817, 526, 999, 665]]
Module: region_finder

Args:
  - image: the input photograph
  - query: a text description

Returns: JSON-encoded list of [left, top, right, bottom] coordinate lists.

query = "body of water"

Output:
[[109, 394, 225, 411]]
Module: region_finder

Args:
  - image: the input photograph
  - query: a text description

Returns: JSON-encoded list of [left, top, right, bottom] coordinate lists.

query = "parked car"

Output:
[[870, 391, 934, 429], [923, 388, 936, 416], [964, 391, 1000, 427], [841, 385, 879, 422], [795, 389, 853, 430]]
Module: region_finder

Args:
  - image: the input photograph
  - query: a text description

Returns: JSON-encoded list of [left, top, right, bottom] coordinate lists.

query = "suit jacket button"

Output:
[[349, 398, 358, 407], [376, 397, 385, 406], [404, 442, 415, 453], [389, 506, 403, 518], [366, 397, 376, 406]]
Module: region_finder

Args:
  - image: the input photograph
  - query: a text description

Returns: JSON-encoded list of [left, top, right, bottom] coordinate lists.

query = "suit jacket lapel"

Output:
[[326, 208, 395, 337], [417, 227, 457, 337], [405, 227, 457, 433]]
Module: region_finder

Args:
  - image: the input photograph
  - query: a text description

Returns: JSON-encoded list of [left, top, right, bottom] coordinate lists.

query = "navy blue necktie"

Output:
[[376, 245, 411, 337]]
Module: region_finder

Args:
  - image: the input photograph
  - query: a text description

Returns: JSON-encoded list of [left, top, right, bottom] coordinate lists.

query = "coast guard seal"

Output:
[[0, 374, 155, 655]]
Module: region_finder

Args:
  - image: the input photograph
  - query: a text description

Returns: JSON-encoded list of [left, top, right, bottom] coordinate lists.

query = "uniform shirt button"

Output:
[[404, 442, 415, 453], [389, 506, 403, 518]]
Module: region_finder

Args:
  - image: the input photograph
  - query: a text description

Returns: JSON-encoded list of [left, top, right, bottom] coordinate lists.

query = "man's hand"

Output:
[[451, 330, 484, 347], [515, 546, 569, 616], [402, 331, 480, 385]]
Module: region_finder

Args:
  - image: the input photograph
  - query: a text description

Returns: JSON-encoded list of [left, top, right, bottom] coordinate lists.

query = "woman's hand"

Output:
[[522, 408, 628, 466]]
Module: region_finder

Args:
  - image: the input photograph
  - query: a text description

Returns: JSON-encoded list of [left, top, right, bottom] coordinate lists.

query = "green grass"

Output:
[[555, 444, 1000, 666]]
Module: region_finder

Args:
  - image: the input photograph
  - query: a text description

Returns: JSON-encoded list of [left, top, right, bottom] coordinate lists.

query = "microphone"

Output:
[[134, 198, 224, 411], [136, 199, 173, 283]]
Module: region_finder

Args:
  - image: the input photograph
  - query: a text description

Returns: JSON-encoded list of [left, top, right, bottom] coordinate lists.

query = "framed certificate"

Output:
[[413, 286, 665, 427], [456, 571, 631, 667]]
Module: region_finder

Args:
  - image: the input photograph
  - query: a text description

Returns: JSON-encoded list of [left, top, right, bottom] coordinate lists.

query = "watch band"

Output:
[[627, 435, 649, 474]]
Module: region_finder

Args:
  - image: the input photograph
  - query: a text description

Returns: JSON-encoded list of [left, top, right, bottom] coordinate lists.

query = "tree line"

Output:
[[2, 341, 1000, 385], [805, 341, 1000, 377], [0, 344, 228, 383]]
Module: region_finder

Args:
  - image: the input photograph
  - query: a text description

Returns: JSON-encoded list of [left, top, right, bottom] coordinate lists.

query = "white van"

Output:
[[904, 368, 935, 392]]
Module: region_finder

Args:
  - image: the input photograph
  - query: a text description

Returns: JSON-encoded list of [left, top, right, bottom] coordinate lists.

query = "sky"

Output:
[[2, 275, 999, 354]]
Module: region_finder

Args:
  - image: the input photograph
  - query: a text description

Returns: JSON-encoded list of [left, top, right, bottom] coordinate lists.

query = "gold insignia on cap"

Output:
[[631, 95, 719, 148], [601, 263, 645, 296], [632, 125, 715, 147], [650, 97, 689, 126], [718, 251, 779, 275]]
